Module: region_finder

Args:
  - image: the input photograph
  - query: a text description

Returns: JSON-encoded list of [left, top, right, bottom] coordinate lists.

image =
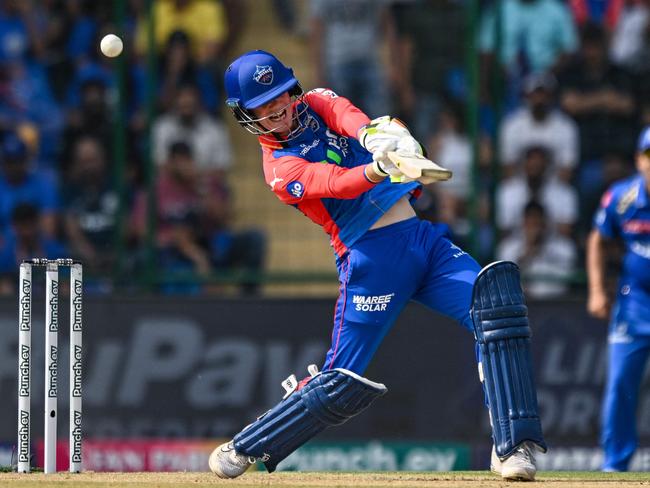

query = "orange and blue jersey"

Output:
[[256, 88, 480, 375], [258, 88, 420, 257]]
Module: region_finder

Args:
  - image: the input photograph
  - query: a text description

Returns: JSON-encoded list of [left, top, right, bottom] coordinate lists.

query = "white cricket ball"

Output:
[[100, 34, 123, 58]]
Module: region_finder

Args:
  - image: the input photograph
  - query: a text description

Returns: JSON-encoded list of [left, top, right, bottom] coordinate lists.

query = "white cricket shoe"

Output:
[[209, 441, 256, 479], [490, 442, 537, 481]]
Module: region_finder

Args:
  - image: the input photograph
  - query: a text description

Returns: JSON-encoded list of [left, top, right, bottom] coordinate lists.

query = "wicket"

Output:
[[17, 258, 83, 474]]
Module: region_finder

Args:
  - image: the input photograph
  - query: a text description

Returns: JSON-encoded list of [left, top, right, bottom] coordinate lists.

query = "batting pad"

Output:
[[233, 368, 387, 472], [471, 261, 547, 458]]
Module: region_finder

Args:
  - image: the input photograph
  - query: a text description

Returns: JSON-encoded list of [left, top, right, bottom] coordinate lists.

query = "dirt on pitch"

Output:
[[1, 472, 650, 488]]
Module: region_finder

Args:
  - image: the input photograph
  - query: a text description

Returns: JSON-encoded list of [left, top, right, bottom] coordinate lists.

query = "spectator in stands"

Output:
[[497, 145, 578, 236], [499, 72, 579, 182], [428, 100, 473, 242], [559, 22, 637, 198], [38, 0, 92, 101], [135, 0, 234, 64], [0, 55, 64, 167], [133, 141, 214, 289], [497, 200, 577, 298], [0, 0, 46, 63], [131, 141, 265, 294], [0, 2, 63, 164], [62, 76, 113, 165], [0, 203, 66, 295], [389, 0, 465, 142], [609, 0, 650, 73], [153, 83, 232, 175], [64, 42, 114, 111], [63, 136, 119, 280], [309, 0, 392, 117], [271, 0, 298, 33], [568, 0, 625, 30], [479, 0, 578, 109], [158, 30, 218, 114], [0, 132, 59, 238]]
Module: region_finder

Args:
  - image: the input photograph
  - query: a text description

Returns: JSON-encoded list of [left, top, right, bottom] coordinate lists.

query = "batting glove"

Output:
[[359, 116, 424, 177], [358, 116, 411, 153]]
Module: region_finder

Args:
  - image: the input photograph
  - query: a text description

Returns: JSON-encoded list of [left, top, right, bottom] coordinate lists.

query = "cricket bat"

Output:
[[386, 151, 453, 184]]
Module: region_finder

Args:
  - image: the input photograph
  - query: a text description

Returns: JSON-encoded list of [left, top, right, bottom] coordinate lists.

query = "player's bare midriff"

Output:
[[370, 195, 416, 230]]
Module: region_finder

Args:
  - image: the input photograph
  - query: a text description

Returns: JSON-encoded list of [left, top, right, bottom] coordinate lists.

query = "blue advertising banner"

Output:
[[0, 297, 645, 469]]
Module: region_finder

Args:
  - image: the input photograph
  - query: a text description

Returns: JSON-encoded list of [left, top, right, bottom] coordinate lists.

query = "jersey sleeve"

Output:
[[304, 89, 371, 139], [264, 153, 377, 204], [593, 188, 619, 238]]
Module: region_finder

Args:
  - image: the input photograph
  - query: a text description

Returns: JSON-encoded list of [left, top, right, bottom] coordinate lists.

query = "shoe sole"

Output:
[[500, 469, 535, 481], [491, 464, 535, 481]]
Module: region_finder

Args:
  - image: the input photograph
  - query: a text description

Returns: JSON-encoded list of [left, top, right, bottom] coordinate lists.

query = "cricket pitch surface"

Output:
[[1, 471, 650, 487]]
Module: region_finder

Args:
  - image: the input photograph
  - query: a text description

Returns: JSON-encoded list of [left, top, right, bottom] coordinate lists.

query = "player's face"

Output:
[[251, 92, 294, 135], [637, 150, 650, 183]]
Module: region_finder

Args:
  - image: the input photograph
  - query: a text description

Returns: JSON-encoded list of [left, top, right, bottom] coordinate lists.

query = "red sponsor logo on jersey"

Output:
[[622, 220, 650, 233]]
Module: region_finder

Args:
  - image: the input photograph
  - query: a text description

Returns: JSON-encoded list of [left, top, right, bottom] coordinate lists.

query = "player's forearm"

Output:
[[586, 229, 607, 293], [325, 165, 382, 198]]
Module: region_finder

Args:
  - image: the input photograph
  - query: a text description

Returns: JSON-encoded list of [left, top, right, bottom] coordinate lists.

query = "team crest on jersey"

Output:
[[253, 65, 274, 85], [306, 114, 320, 132], [287, 181, 304, 198]]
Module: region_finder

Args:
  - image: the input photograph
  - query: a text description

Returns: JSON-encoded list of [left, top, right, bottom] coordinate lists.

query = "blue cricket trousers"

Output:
[[322, 217, 481, 373], [601, 332, 650, 471]]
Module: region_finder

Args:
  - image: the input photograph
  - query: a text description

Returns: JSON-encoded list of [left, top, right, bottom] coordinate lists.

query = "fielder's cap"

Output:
[[1, 132, 27, 161], [638, 127, 650, 152], [523, 72, 557, 94]]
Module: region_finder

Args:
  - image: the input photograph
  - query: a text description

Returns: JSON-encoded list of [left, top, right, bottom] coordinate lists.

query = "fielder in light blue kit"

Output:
[[209, 50, 547, 480], [588, 127, 650, 472]]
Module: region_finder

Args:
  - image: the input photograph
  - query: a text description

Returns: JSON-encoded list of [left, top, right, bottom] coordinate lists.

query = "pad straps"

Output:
[[234, 368, 387, 472]]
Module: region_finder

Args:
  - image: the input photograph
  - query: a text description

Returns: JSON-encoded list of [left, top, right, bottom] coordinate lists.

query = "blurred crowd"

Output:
[[0, 0, 647, 297], [384, 0, 649, 299], [0, 0, 265, 295]]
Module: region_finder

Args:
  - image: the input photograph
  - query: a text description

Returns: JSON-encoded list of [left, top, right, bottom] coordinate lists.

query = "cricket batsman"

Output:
[[587, 127, 650, 471], [209, 50, 547, 480]]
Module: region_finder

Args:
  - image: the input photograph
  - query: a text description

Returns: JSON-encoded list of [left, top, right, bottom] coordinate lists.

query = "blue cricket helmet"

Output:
[[224, 50, 308, 138], [638, 126, 650, 152], [225, 50, 298, 110]]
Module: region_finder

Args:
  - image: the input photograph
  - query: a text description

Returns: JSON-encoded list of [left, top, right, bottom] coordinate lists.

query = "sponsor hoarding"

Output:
[[0, 297, 646, 470]]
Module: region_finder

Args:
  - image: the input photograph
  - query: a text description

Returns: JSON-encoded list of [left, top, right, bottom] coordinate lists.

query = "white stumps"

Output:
[[17, 263, 32, 473], [44, 262, 59, 474], [17, 258, 83, 474], [69, 264, 83, 473]]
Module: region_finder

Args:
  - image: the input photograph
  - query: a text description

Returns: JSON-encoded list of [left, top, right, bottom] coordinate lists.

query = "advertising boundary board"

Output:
[[0, 297, 648, 469]]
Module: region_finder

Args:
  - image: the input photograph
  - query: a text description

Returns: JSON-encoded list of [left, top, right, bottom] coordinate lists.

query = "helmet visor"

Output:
[[243, 78, 299, 110]]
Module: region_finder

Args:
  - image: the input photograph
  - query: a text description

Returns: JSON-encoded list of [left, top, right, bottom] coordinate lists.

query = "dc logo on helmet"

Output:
[[254, 65, 274, 85]]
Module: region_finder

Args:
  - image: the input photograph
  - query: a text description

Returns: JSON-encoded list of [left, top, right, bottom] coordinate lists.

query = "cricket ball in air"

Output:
[[100, 34, 123, 58]]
